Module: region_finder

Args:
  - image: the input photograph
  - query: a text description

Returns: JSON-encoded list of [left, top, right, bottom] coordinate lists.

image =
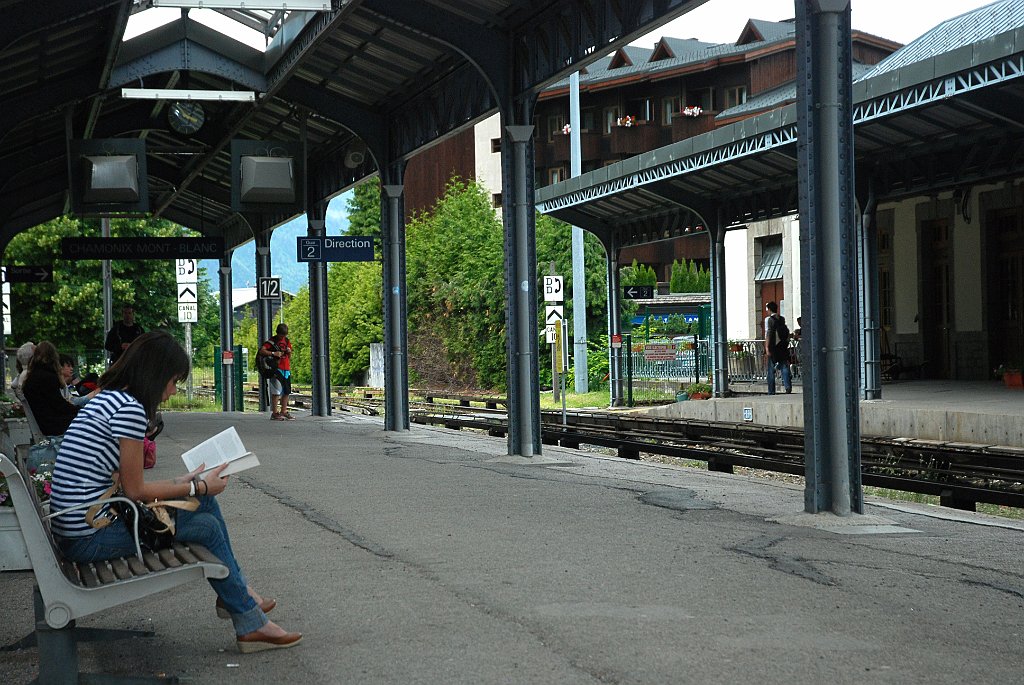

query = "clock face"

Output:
[[167, 101, 205, 135]]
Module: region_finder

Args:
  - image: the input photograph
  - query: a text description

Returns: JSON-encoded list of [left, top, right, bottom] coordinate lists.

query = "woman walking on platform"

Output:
[[49, 331, 302, 653]]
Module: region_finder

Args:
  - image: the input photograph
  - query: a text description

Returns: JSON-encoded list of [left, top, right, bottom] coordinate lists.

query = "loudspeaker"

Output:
[[239, 156, 295, 203], [82, 155, 140, 203], [344, 141, 367, 169]]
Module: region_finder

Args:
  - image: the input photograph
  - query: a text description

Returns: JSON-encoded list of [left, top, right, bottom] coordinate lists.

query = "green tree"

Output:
[[4, 216, 219, 359], [328, 260, 383, 384], [669, 258, 710, 293], [345, 179, 382, 240], [406, 179, 506, 389]]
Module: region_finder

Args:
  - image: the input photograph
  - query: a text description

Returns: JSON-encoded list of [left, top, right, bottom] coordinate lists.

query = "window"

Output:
[[724, 86, 747, 109], [603, 107, 620, 133], [548, 167, 565, 185], [490, 138, 501, 154], [877, 212, 894, 329], [581, 108, 597, 132], [625, 97, 651, 122], [492, 193, 503, 208], [546, 114, 565, 142], [662, 96, 681, 125], [754, 237, 783, 282], [686, 87, 714, 112]]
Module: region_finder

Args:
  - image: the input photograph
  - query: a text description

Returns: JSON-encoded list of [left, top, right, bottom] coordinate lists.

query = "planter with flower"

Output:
[[673, 106, 717, 141], [0, 467, 52, 570], [685, 381, 713, 400], [610, 115, 658, 155]]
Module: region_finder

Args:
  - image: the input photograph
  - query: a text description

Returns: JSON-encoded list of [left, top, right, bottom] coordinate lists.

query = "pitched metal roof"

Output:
[[0, 0, 708, 250], [536, 0, 1024, 249]]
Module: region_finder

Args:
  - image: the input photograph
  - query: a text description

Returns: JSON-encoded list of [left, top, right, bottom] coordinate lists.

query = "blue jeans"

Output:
[[766, 358, 791, 395], [56, 496, 266, 636]]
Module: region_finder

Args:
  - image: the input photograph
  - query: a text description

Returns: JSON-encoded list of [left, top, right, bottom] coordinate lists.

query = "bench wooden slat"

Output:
[[94, 561, 116, 584], [126, 555, 149, 576], [109, 557, 132, 580], [188, 544, 221, 565], [78, 563, 100, 587], [142, 551, 165, 572], [172, 543, 199, 565], [157, 548, 182, 568]]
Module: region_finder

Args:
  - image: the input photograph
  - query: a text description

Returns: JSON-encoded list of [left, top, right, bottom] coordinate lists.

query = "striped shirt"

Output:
[[49, 390, 148, 538]]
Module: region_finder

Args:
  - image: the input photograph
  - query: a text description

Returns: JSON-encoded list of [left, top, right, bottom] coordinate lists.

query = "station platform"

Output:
[[2, 410, 1023, 684], [644, 380, 1024, 448]]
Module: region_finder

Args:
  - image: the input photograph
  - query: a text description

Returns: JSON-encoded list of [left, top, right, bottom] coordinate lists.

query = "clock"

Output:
[[167, 101, 205, 135]]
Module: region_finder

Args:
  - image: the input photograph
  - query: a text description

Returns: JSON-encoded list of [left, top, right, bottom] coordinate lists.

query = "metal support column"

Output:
[[859, 180, 881, 399], [710, 217, 729, 396], [502, 123, 541, 457], [255, 233, 272, 412], [796, 0, 863, 515], [606, 235, 623, 407], [101, 217, 113, 365], [382, 165, 410, 431], [569, 72, 589, 393], [218, 258, 234, 413], [307, 212, 330, 416]]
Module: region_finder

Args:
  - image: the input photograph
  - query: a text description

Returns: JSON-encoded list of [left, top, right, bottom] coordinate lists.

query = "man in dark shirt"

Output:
[[104, 305, 144, 365]]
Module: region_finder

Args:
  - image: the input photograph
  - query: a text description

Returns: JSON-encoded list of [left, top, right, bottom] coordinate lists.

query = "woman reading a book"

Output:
[[49, 330, 302, 653]]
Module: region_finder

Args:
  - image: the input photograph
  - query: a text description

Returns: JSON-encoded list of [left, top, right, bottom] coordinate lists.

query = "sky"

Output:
[[631, 0, 995, 47]]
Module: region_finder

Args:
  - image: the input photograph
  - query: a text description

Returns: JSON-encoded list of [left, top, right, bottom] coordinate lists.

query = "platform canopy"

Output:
[[0, 0, 707, 250], [536, 8, 1024, 243]]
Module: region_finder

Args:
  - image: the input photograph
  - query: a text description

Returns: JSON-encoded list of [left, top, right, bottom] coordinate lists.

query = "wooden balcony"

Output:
[[671, 111, 718, 142], [608, 121, 660, 156], [551, 130, 602, 162]]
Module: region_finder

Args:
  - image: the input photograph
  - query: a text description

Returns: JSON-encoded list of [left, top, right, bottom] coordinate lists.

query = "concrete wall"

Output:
[[725, 228, 749, 339], [888, 200, 920, 336], [474, 114, 504, 218]]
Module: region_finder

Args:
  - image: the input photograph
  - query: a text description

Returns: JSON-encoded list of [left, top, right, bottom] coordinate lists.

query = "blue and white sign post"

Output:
[[296, 236, 375, 262]]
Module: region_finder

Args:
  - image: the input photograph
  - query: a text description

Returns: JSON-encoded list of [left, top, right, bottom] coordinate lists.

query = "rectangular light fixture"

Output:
[[121, 88, 257, 102], [149, 1, 330, 9]]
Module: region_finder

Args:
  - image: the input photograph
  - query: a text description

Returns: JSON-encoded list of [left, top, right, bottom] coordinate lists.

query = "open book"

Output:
[[180, 426, 260, 477]]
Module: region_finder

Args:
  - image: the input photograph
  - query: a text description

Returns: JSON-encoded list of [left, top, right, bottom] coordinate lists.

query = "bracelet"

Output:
[[200, 480, 208, 496], [188, 479, 196, 497]]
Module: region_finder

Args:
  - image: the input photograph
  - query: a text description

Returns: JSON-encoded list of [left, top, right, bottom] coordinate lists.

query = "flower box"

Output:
[[1003, 369, 1023, 389], [0, 507, 31, 571]]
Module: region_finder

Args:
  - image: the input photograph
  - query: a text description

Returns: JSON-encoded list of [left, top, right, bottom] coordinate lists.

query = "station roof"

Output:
[[0, 0, 707, 252], [536, 0, 1024, 247]]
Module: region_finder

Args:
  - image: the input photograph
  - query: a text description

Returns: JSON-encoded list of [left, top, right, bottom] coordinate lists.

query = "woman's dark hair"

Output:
[[27, 341, 61, 381], [99, 330, 189, 419]]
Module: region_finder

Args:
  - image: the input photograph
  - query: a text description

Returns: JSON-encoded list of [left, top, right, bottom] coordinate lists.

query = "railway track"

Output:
[[203, 386, 1024, 512]]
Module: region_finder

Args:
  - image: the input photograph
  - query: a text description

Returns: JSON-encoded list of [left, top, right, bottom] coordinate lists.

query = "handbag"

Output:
[[86, 477, 199, 552]]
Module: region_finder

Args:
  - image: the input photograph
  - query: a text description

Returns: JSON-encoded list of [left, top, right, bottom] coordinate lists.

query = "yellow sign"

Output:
[[553, 319, 566, 372]]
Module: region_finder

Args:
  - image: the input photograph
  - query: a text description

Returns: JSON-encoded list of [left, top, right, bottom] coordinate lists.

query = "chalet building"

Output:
[[533, 19, 898, 288], [406, 18, 898, 297]]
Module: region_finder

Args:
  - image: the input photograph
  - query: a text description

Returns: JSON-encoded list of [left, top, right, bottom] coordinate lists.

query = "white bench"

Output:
[[0, 452, 228, 684]]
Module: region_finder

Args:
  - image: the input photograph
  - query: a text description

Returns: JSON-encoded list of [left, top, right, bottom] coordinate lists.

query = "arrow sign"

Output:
[[4, 265, 53, 283], [545, 305, 563, 325], [623, 285, 654, 300], [177, 284, 198, 303]]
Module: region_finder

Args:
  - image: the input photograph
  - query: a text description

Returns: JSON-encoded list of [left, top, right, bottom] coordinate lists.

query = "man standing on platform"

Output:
[[259, 323, 294, 420], [104, 305, 144, 365], [764, 301, 792, 395]]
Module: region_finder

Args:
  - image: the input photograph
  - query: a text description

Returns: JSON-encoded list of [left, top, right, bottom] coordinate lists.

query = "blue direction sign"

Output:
[[296, 236, 374, 262]]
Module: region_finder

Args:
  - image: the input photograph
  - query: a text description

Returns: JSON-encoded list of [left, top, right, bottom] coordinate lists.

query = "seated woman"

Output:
[[22, 341, 79, 438], [49, 331, 301, 653], [59, 353, 97, 407]]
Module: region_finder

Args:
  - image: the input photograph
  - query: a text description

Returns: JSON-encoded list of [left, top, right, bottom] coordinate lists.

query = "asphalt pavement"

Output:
[[1, 409, 1022, 684]]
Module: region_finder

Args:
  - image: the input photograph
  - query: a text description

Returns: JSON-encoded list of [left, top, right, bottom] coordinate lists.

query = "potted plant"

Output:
[[728, 341, 743, 353], [685, 381, 713, 400]]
